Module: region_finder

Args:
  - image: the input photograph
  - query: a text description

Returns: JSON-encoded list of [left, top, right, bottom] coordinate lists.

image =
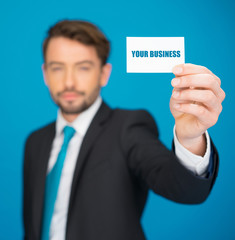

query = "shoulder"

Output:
[[24, 121, 56, 149], [111, 107, 157, 128], [101, 100, 157, 127], [111, 107, 160, 158], [105, 106, 159, 141]]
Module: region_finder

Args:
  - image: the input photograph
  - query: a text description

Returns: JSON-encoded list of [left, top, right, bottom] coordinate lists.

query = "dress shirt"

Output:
[[173, 125, 211, 175], [47, 96, 103, 240], [46, 95, 211, 240]]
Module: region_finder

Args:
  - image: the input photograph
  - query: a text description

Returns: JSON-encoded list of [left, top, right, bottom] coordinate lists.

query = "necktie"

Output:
[[41, 126, 76, 240]]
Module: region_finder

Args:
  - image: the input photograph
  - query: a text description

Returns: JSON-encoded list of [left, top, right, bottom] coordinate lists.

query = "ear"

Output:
[[42, 63, 49, 86], [100, 63, 112, 87]]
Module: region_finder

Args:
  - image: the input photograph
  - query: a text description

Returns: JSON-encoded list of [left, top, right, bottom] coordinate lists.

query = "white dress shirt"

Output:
[[47, 95, 211, 240], [48, 96, 103, 240]]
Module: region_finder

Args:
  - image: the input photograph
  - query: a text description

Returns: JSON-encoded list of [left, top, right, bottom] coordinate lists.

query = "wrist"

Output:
[[176, 132, 207, 156]]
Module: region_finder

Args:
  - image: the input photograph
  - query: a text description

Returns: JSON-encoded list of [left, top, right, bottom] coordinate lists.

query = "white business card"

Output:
[[126, 37, 185, 73]]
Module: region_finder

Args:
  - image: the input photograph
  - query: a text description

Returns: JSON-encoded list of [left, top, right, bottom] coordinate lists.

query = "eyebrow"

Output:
[[46, 60, 95, 67]]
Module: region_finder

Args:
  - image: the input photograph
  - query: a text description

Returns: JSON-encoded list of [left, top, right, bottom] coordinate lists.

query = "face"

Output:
[[42, 37, 111, 121]]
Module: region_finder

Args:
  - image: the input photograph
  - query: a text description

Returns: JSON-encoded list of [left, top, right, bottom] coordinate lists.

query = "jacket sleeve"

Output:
[[120, 110, 219, 204], [22, 133, 33, 240]]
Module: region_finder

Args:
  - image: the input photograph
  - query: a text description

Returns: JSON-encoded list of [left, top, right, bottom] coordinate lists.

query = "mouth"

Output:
[[60, 92, 84, 101]]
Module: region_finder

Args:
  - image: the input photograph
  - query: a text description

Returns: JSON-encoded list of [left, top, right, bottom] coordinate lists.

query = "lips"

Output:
[[61, 92, 79, 101]]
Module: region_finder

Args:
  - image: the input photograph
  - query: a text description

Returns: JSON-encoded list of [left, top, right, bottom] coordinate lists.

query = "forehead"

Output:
[[45, 37, 100, 64]]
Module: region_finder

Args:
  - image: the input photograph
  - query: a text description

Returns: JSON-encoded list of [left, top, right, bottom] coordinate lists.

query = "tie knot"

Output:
[[63, 126, 76, 143]]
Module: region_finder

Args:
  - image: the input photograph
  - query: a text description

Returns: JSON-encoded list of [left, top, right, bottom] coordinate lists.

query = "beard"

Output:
[[50, 83, 101, 115]]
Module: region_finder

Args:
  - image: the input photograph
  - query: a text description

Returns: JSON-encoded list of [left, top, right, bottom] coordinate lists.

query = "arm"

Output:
[[23, 133, 33, 240], [121, 110, 219, 204]]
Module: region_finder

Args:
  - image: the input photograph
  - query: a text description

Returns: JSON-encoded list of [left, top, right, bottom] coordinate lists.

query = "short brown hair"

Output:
[[43, 19, 110, 66]]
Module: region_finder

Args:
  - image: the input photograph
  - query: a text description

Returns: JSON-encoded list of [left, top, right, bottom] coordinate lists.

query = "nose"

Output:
[[64, 68, 76, 89]]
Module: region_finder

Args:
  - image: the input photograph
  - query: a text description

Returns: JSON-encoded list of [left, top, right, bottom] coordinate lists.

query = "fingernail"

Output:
[[171, 78, 180, 86], [172, 66, 183, 74]]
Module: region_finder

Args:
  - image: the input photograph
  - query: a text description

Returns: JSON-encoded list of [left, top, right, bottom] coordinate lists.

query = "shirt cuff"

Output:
[[173, 125, 211, 176]]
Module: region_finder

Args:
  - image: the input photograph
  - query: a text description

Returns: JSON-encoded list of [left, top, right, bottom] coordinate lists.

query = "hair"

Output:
[[43, 19, 110, 66]]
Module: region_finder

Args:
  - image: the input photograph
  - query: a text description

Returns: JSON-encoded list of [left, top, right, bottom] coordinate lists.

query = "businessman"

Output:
[[23, 19, 225, 240]]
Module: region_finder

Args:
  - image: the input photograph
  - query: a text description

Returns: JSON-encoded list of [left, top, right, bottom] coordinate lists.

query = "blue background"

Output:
[[0, 0, 234, 239]]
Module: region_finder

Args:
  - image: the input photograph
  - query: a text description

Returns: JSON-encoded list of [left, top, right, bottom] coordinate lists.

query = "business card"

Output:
[[126, 37, 185, 73]]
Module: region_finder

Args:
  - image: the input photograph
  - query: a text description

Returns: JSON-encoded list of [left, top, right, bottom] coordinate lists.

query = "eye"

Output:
[[80, 66, 90, 71], [51, 67, 62, 71]]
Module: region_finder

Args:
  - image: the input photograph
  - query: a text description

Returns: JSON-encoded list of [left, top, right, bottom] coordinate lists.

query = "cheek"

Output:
[[47, 79, 63, 93], [78, 72, 101, 90]]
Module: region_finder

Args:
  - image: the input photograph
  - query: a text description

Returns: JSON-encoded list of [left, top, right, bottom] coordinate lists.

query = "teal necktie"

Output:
[[41, 126, 76, 240]]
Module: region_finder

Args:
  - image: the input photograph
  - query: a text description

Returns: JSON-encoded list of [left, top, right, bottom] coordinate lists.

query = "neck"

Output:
[[61, 112, 80, 123]]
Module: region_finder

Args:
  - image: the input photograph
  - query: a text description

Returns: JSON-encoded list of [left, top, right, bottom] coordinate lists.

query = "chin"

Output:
[[59, 101, 90, 115]]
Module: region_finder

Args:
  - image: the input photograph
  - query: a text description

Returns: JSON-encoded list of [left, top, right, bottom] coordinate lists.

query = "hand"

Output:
[[170, 63, 225, 155]]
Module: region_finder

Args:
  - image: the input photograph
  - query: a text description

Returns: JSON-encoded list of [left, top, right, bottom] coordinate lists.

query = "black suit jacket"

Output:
[[23, 101, 219, 240]]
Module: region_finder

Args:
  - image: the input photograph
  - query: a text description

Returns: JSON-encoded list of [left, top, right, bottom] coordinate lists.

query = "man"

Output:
[[23, 20, 225, 240]]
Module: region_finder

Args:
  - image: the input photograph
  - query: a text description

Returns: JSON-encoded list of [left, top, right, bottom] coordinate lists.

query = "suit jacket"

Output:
[[23, 101, 219, 240]]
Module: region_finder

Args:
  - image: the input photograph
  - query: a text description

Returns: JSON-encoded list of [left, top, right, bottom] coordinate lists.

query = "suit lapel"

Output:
[[66, 101, 112, 230], [31, 101, 112, 238], [32, 122, 56, 239]]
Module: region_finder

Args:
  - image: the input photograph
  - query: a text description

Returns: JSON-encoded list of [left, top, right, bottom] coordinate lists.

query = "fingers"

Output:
[[171, 73, 226, 102], [172, 63, 221, 86], [172, 102, 219, 127], [171, 88, 223, 114], [170, 63, 226, 132]]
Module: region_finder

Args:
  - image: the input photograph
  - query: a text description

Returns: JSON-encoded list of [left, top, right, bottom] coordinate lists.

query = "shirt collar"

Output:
[[56, 95, 102, 137]]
